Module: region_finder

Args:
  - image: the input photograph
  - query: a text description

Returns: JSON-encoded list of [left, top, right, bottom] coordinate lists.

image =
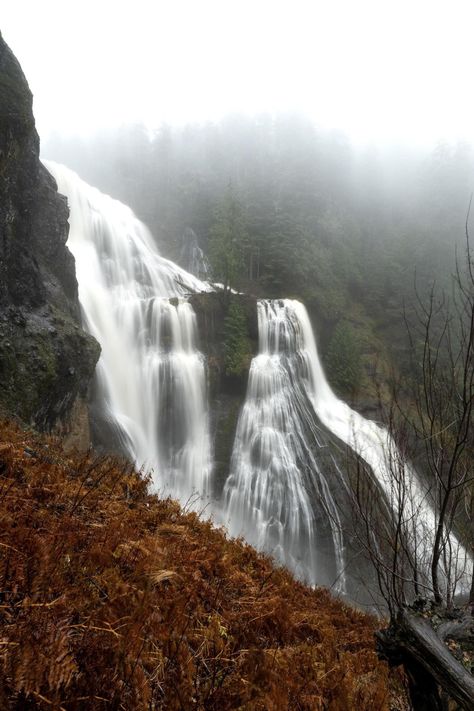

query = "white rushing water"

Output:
[[45, 161, 213, 507], [224, 300, 347, 589], [290, 299, 472, 594], [45, 161, 471, 597], [225, 299, 471, 596]]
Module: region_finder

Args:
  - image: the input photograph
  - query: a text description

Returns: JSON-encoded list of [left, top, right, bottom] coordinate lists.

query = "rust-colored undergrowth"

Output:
[[0, 419, 391, 710]]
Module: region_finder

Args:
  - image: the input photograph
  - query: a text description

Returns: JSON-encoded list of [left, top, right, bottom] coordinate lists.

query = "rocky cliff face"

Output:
[[0, 32, 99, 445], [190, 292, 258, 495]]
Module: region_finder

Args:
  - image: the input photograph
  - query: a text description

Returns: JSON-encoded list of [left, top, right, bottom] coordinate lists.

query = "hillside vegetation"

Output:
[[43, 119, 474, 412], [0, 420, 395, 710]]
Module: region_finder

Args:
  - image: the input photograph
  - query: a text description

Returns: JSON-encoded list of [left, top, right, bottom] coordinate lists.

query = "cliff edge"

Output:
[[0, 32, 99, 446]]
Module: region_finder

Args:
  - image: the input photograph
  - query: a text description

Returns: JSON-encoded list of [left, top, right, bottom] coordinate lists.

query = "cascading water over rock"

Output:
[[45, 161, 213, 507], [223, 299, 472, 596], [223, 300, 347, 589], [289, 299, 472, 594], [45, 162, 471, 597]]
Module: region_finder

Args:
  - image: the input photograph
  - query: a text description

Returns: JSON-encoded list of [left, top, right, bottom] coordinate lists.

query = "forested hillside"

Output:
[[43, 118, 474, 403]]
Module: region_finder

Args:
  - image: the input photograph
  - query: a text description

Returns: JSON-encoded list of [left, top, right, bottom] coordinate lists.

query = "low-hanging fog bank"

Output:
[[42, 116, 474, 394]]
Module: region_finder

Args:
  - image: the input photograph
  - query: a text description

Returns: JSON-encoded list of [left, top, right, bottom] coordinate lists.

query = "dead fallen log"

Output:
[[377, 607, 474, 711]]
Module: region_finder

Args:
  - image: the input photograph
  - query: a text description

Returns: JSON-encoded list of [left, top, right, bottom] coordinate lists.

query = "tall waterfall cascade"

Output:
[[45, 162, 471, 597], [45, 161, 213, 507]]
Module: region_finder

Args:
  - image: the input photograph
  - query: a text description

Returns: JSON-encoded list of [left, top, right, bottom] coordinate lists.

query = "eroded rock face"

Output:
[[190, 292, 258, 496], [0, 32, 100, 441]]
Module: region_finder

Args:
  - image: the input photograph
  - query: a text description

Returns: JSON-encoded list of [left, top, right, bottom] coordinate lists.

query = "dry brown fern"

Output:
[[0, 419, 395, 710]]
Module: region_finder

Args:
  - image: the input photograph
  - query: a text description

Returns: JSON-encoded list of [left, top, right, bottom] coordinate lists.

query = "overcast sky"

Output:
[[2, 0, 474, 146]]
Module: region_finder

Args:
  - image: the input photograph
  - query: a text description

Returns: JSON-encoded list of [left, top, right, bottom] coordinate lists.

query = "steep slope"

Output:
[[0, 32, 99, 444], [0, 419, 394, 711]]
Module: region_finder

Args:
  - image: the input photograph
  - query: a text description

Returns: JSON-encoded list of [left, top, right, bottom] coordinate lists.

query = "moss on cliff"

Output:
[[223, 300, 252, 378], [0, 330, 56, 418], [191, 292, 258, 391], [190, 292, 258, 491], [0, 310, 100, 429]]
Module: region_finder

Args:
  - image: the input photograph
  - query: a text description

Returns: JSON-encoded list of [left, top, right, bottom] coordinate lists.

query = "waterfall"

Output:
[[45, 161, 213, 507], [44, 160, 471, 598], [223, 300, 347, 589], [290, 300, 472, 593], [224, 298, 471, 596]]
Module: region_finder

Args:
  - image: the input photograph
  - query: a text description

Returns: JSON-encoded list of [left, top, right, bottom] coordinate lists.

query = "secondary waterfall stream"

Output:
[[223, 300, 347, 589], [45, 162, 471, 597], [223, 299, 472, 595], [290, 299, 472, 593]]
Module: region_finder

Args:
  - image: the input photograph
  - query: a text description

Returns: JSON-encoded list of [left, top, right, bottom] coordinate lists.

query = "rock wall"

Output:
[[0, 32, 99, 445], [190, 292, 258, 494]]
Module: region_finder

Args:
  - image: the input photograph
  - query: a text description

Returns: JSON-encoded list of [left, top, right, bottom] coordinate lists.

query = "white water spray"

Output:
[[45, 161, 470, 596], [45, 161, 213, 507], [230, 299, 471, 595], [224, 300, 347, 589], [290, 300, 472, 591]]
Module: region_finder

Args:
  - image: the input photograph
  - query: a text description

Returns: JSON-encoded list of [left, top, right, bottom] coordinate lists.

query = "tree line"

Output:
[[43, 116, 474, 397]]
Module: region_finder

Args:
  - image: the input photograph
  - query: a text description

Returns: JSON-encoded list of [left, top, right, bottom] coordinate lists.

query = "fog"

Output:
[[2, 0, 474, 147]]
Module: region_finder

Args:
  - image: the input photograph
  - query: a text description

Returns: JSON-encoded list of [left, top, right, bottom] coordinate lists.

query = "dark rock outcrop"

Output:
[[0, 32, 100, 444], [190, 292, 258, 495]]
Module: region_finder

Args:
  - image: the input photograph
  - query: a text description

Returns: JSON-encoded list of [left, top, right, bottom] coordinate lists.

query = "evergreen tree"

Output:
[[208, 189, 247, 292], [326, 320, 362, 394], [223, 300, 251, 377]]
